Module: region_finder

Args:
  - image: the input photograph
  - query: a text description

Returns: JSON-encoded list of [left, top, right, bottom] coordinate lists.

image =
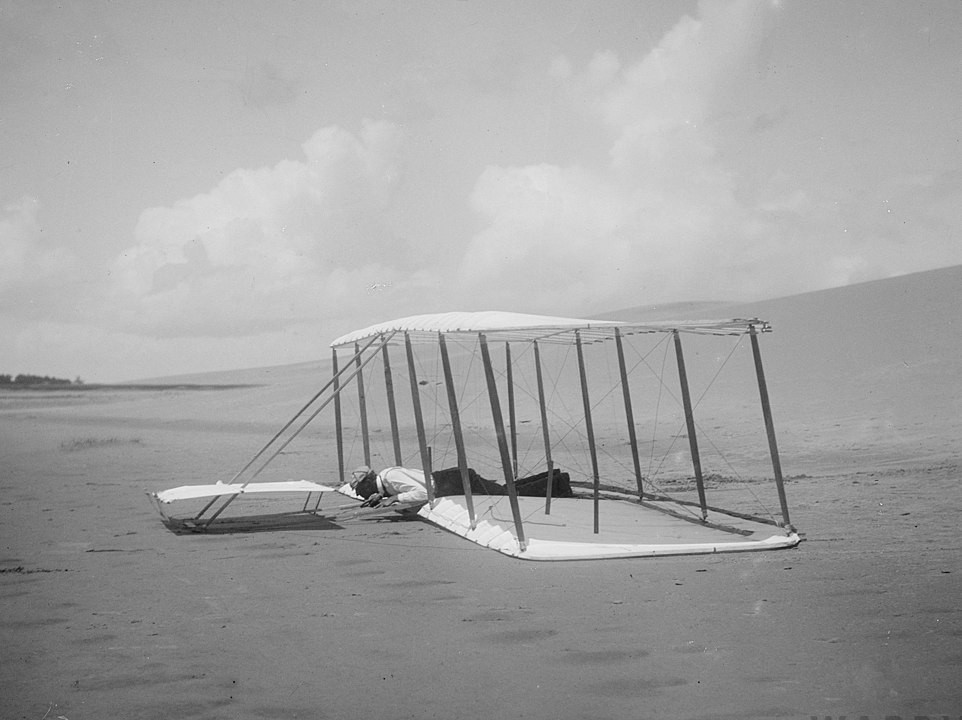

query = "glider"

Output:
[[149, 311, 800, 559]]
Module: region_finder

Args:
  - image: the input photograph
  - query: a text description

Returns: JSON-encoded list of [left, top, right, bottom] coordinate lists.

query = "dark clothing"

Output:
[[432, 467, 573, 499]]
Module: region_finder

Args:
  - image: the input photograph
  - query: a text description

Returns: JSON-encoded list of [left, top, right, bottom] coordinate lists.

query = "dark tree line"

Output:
[[0, 374, 81, 386]]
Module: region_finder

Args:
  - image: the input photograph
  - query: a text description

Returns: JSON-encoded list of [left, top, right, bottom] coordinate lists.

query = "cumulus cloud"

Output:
[[458, 0, 872, 312], [0, 196, 75, 306], [240, 61, 298, 108], [0, 196, 42, 289], [108, 120, 434, 337]]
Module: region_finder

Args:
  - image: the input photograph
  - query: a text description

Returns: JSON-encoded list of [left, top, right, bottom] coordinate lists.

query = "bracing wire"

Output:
[[334, 328, 782, 527]]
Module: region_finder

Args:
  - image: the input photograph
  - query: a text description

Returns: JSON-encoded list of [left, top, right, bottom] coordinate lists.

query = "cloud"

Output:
[[0, 196, 42, 289], [240, 61, 298, 108], [459, 0, 885, 311], [108, 120, 434, 337], [0, 196, 75, 309]]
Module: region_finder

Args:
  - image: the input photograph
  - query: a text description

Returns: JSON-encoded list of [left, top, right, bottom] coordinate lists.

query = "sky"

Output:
[[2, 0, 961, 382]]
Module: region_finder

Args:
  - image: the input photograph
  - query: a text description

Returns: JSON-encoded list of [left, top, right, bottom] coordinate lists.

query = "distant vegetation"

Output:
[[0, 373, 256, 392], [0, 374, 82, 386]]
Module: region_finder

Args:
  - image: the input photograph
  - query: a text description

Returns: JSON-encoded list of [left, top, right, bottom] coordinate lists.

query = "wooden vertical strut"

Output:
[[355, 342, 371, 467], [318, 346, 344, 514], [533, 340, 554, 515], [201, 332, 395, 526], [332, 347, 344, 489], [479, 333, 526, 551], [673, 330, 708, 521], [575, 331, 601, 534], [505, 343, 518, 478], [615, 328, 644, 500], [381, 337, 403, 466], [404, 332, 435, 504], [438, 333, 476, 528], [749, 324, 793, 530]]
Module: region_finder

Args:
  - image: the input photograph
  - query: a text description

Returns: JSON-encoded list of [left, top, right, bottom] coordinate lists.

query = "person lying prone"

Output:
[[348, 465, 428, 508]]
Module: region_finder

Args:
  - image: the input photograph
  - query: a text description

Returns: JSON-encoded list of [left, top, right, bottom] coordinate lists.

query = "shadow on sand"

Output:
[[161, 511, 346, 535]]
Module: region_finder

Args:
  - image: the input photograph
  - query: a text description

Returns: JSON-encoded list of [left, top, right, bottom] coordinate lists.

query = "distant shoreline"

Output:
[[0, 383, 259, 392]]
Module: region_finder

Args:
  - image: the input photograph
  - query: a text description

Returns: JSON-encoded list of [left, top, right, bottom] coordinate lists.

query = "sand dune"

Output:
[[1, 266, 960, 719], [610, 264, 962, 475]]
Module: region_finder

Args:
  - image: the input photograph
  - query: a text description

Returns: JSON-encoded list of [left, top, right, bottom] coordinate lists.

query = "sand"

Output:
[[2, 267, 961, 719]]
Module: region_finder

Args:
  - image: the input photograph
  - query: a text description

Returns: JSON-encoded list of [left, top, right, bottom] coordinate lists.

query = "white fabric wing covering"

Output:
[[330, 310, 768, 348], [152, 480, 336, 504]]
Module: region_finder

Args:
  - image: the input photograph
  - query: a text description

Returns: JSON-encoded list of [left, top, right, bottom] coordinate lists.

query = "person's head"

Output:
[[349, 465, 377, 499], [353, 474, 379, 501]]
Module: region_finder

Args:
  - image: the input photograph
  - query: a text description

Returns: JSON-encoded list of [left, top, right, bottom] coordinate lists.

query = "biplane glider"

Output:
[[150, 311, 801, 560]]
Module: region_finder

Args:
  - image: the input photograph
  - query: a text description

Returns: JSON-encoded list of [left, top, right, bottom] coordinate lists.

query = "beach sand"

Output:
[[2, 267, 961, 719]]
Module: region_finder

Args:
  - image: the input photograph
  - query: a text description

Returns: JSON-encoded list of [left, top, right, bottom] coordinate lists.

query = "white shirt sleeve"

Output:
[[378, 467, 428, 504]]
